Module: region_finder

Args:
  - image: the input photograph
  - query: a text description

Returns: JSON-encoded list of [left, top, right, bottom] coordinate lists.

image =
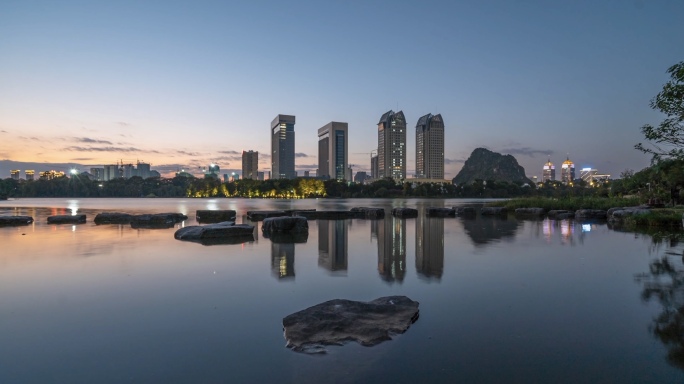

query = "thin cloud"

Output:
[[498, 147, 553, 157], [117, 122, 131, 127], [0, 130, 7, 133], [64, 146, 160, 153], [296, 164, 318, 170], [214, 155, 242, 162], [217, 150, 240, 155], [177, 150, 201, 156], [70, 157, 95, 161], [75, 137, 114, 145], [295, 153, 310, 158]]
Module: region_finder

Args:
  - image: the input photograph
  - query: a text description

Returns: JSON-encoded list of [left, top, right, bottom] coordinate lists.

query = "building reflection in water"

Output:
[[271, 242, 295, 279], [374, 217, 406, 283], [416, 215, 444, 279], [318, 220, 348, 273], [540, 219, 577, 245]]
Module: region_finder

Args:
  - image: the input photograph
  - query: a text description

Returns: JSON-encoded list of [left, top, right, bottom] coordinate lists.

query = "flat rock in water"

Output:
[[94, 213, 133, 224], [547, 210, 574, 219], [481, 207, 508, 216], [262, 216, 308, 233], [47, 215, 86, 224], [454, 206, 477, 217], [349, 207, 385, 219], [426, 207, 455, 217], [575, 209, 607, 219], [174, 222, 254, 243], [392, 208, 418, 218], [282, 295, 419, 354], [293, 210, 353, 220], [196, 210, 236, 223], [0, 215, 34, 226], [247, 210, 288, 221], [514, 208, 545, 217], [131, 213, 187, 228]]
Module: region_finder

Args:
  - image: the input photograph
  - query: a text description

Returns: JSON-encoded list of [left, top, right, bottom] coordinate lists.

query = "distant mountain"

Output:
[[452, 148, 533, 185]]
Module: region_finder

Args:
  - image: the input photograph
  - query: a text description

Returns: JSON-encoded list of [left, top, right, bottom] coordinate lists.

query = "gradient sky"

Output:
[[1, 0, 683, 179]]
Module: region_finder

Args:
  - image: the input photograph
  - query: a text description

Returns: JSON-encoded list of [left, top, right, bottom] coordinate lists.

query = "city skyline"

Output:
[[1, 1, 682, 180]]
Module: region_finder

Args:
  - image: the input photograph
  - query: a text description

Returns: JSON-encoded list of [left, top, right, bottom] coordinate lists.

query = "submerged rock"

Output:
[[426, 207, 455, 217], [174, 222, 254, 244], [391, 208, 418, 218], [514, 208, 545, 218], [350, 207, 385, 219], [480, 207, 508, 216], [47, 214, 87, 224], [0, 215, 34, 226], [454, 206, 477, 217], [575, 209, 607, 220], [247, 210, 288, 221], [283, 296, 419, 354], [262, 216, 308, 233], [196, 210, 236, 223], [94, 213, 133, 224], [131, 213, 187, 228]]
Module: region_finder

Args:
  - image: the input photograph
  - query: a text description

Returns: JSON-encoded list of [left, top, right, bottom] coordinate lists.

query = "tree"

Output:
[[636, 61, 684, 161]]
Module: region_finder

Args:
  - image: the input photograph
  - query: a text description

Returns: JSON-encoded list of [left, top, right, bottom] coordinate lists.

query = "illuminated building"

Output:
[[25, 170, 34, 181], [542, 158, 555, 182], [317, 122, 348, 180], [271, 114, 296, 179], [580, 168, 610, 184], [561, 156, 575, 184], [175, 169, 195, 178], [375, 217, 406, 283], [377, 110, 406, 181], [242, 150, 258, 179], [416, 113, 445, 179], [271, 243, 295, 279], [10, 170, 20, 180], [371, 154, 379, 179], [39, 170, 65, 180], [415, 214, 444, 279], [203, 163, 220, 179], [318, 220, 348, 272]]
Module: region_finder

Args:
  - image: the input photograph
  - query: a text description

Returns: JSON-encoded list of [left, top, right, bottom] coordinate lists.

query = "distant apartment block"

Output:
[[271, 114, 296, 179], [90, 168, 105, 181], [10, 170, 20, 180], [542, 158, 556, 182], [415, 113, 445, 179], [242, 150, 258, 179], [101, 161, 154, 181], [561, 156, 575, 184], [377, 110, 406, 180], [25, 170, 34, 181], [317, 122, 348, 180], [39, 170, 65, 180]]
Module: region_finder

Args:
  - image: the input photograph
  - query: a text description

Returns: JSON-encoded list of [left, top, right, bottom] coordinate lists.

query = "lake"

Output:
[[1, 198, 683, 383]]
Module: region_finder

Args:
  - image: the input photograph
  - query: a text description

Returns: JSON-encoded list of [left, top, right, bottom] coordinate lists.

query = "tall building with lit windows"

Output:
[[10, 170, 20, 180], [377, 110, 406, 180], [25, 170, 35, 181], [542, 158, 555, 182], [242, 150, 258, 179], [415, 113, 445, 179], [561, 156, 575, 184], [317, 122, 348, 180], [271, 114, 296, 179]]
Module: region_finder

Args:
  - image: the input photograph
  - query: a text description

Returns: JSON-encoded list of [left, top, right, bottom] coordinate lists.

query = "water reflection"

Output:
[[416, 215, 444, 280], [318, 220, 348, 273], [271, 242, 295, 279], [374, 217, 406, 283], [461, 216, 520, 246]]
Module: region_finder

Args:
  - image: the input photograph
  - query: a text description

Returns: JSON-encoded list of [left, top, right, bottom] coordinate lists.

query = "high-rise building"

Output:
[[25, 170, 34, 181], [136, 161, 151, 179], [242, 150, 258, 179], [271, 114, 296, 179], [542, 158, 555, 182], [415, 113, 445, 179], [10, 170, 20, 180], [257, 171, 265, 181], [317, 122, 348, 180], [561, 156, 575, 184], [377, 110, 406, 181], [90, 168, 104, 181], [371, 154, 379, 179], [103, 165, 120, 181]]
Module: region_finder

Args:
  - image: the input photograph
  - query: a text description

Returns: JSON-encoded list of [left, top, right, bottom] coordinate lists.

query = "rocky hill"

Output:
[[452, 148, 533, 185]]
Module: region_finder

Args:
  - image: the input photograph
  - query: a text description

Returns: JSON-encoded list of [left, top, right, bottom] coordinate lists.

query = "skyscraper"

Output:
[[561, 156, 575, 184], [271, 114, 296, 179], [415, 113, 445, 179], [542, 158, 555, 182], [242, 150, 258, 179], [317, 122, 348, 180], [377, 110, 406, 181]]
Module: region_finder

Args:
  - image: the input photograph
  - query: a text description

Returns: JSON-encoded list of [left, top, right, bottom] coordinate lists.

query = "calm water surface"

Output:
[[1, 198, 683, 383]]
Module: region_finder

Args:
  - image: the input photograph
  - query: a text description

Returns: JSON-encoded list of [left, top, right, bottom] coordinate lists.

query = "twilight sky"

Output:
[[1, 0, 682, 179]]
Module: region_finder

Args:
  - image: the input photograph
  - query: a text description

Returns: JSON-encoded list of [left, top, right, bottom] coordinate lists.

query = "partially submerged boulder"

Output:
[[94, 213, 133, 224], [514, 208, 545, 218], [350, 207, 385, 219], [575, 209, 607, 220], [480, 207, 508, 216], [282, 296, 420, 354], [548, 210, 574, 219], [0, 215, 34, 226], [262, 216, 308, 233], [608, 206, 652, 222], [293, 211, 353, 220], [196, 210, 236, 223], [131, 213, 187, 228], [174, 222, 254, 244], [391, 208, 418, 218], [426, 207, 455, 217], [47, 214, 86, 224], [454, 206, 477, 217], [247, 210, 288, 221]]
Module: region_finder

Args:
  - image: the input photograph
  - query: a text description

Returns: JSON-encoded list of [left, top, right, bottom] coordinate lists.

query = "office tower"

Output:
[[136, 162, 151, 179], [371, 154, 379, 179], [542, 158, 555, 182], [377, 110, 406, 180], [318, 220, 348, 272], [121, 163, 135, 179], [103, 164, 120, 181], [415, 113, 445, 179], [416, 214, 444, 279], [10, 170, 20, 180], [242, 150, 258, 179], [317, 122, 348, 180], [354, 171, 368, 184], [271, 114, 296, 179], [25, 170, 35, 181], [561, 156, 575, 184]]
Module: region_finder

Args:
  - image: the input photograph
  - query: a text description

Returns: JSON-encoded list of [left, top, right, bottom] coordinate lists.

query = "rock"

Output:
[[575, 209, 608, 220], [284, 209, 315, 215], [282, 296, 419, 354], [350, 207, 385, 219], [547, 210, 574, 219], [262, 216, 308, 233], [391, 208, 418, 218], [293, 211, 353, 220], [174, 222, 255, 243], [454, 206, 477, 217], [480, 207, 508, 216], [452, 148, 534, 185], [608, 207, 652, 222], [196, 210, 236, 223], [426, 207, 455, 217], [131, 213, 187, 228], [0, 215, 34, 226], [514, 208, 545, 217], [94, 213, 133, 224], [47, 214, 87, 224], [247, 210, 288, 221]]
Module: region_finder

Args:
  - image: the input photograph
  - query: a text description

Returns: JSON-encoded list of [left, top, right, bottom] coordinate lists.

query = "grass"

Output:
[[621, 209, 684, 229], [486, 196, 642, 211]]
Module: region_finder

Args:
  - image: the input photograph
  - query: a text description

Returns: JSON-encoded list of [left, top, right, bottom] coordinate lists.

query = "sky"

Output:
[[1, 0, 683, 180]]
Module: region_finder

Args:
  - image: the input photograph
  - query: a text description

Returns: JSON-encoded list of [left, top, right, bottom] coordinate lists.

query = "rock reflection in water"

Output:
[[318, 220, 348, 273], [461, 216, 520, 246], [416, 215, 444, 280], [636, 254, 684, 370], [374, 217, 406, 283]]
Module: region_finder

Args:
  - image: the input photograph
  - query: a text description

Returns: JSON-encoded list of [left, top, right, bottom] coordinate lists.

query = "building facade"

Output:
[[377, 110, 407, 181], [561, 156, 575, 184], [542, 159, 556, 182], [10, 170, 20, 180], [415, 113, 445, 179], [271, 114, 296, 179], [25, 170, 34, 181], [242, 150, 258, 179], [317, 122, 348, 180]]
